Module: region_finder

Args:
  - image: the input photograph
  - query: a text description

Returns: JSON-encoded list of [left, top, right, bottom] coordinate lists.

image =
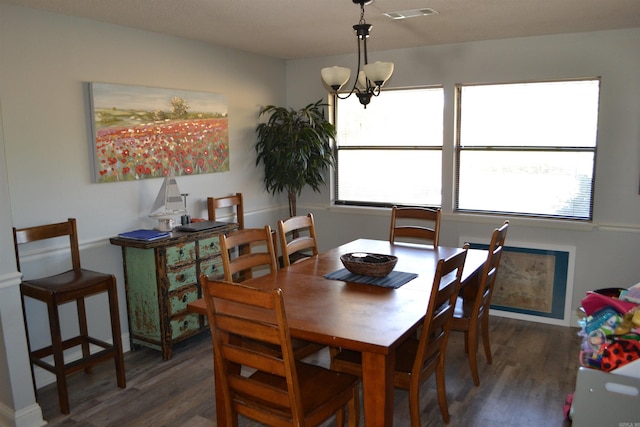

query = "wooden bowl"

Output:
[[340, 252, 398, 277]]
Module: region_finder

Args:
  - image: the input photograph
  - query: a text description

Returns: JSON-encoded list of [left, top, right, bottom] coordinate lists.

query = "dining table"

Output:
[[188, 238, 488, 427]]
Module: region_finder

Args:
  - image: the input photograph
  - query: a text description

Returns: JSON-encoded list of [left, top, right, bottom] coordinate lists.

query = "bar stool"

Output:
[[13, 218, 126, 414]]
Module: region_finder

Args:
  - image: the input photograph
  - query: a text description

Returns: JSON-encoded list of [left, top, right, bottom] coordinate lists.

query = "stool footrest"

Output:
[[30, 335, 119, 376]]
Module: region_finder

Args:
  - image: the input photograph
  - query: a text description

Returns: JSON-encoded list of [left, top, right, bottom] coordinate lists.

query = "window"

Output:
[[455, 79, 600, 220], [334, 87, 444, 207]]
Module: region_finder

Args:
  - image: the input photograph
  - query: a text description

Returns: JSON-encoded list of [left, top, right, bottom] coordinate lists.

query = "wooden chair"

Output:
[[220, 226, 277, 282], [210, 193, 278, 257], [13, 218, 126, 414], [451, 221, 509, 386], [389, 206, 441, 246], [207, 193, 244, 229], [200, 278, 360, 427], [220, 226, 321, 359], [278, 213, 319, 267], [331, 247, 468, 426]]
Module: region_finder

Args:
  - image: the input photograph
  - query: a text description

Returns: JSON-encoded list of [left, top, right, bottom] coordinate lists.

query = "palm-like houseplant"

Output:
[[255, 100, 335, 217]]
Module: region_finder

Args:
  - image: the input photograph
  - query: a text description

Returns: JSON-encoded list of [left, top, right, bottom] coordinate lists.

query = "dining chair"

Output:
[[200, 278, 360, 427], [389, 206, 441, 246], [13, 218, 126, 414], [220, 226, 322, 359], [207, 193, 244, 229], [278, 213, 319, 267], [210, 193, 280, 257], [451, 220, 509, 386], [219, 225, 277, 282], [331, 246, 468, 426]]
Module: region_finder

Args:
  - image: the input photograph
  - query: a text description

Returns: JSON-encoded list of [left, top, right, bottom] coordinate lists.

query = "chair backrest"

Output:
[[200, 278, 306, 424], [469, 220, 509, 318], [220, 226, 278, 282], [389, 206, 441, 246], [13, 218, 81, 272], [277, 213, 319, 268], [207, 193, 244, 229], [414, 246, 467, 374]]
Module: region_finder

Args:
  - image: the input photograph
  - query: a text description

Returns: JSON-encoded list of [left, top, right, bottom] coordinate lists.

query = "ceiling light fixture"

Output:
[[321, 0, 394, 108]]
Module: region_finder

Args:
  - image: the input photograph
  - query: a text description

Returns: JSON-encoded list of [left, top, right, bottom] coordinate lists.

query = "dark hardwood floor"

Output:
[[37, 315, 579, 426]]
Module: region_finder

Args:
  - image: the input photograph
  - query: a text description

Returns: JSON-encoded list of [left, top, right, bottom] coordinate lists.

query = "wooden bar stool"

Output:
[[13, 218, 126, 414]]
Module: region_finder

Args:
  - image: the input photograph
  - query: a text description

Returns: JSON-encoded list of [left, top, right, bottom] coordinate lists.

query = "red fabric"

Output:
[[601, 339, 640, 372], [581, 291, 637, 316]]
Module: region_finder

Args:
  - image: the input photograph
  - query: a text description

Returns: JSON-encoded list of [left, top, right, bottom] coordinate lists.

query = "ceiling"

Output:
[[3, 0, 640, 60]]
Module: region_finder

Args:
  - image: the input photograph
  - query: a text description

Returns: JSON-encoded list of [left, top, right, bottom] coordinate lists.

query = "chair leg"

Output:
[[20, 294, 38, 402], [48, 301, 70, 414], [435, 357, 450, 424], [335, 407, 345, 426], [347, 385, 360, 427], [76, 297, 92, 374], [481, 313, 493, 365], [468, 322, 480, 387], [408, 379, 422, 427], [108, 281, 126, 389]]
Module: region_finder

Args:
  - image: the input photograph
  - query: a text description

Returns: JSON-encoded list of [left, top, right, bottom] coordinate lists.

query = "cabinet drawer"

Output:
[[169, 285, 199, 315], [199, 235, 222, 258], [167, 265, 196, 291], [166, 242, 196, 266], [200, 255, 224, 279], [171, 312, 201, 339]]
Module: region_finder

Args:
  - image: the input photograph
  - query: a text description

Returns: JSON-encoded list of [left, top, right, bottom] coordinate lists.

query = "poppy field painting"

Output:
[[89, 83, 229, 183]]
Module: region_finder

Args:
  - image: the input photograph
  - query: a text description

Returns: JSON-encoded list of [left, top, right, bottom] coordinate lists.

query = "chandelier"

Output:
[[321, 0, 394, 108]]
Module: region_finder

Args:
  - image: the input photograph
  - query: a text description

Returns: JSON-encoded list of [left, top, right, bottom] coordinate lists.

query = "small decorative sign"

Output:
[[89, 82, 229, 183]]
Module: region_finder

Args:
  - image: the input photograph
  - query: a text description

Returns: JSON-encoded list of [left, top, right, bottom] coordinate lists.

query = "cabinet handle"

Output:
[[184, 320, 189, 328], [177, 274, 186, 282], [178, 249, 184, 257], [182, 294, 188, 303]]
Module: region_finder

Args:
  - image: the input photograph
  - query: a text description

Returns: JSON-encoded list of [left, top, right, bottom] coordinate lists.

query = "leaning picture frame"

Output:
[[461, 237, 575, 326], [88, 82, 229, 183]]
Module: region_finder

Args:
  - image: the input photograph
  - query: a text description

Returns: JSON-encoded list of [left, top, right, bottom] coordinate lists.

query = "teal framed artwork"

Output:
[[462, 238, 575, 326], [89, 82, 229, 183]]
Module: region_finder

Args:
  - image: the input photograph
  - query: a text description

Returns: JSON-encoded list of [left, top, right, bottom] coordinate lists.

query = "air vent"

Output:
[[384, 8, 438, 20]]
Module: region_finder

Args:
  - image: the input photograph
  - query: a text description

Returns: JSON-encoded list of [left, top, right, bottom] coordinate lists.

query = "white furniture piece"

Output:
[[572, 363, 640, 426]]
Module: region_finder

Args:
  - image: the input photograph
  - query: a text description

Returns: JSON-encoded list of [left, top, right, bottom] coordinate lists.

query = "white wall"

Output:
[[0, 3, 288, 425], [0, 95, 44, 426], [286, 28, 640, 316]]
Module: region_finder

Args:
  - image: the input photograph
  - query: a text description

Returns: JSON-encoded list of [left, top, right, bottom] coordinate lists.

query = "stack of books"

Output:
[[118, 229, 171, 241]]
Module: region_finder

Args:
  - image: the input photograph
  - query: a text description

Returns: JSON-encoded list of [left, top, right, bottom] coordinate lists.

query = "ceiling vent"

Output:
[[384, 8, 438, 20]]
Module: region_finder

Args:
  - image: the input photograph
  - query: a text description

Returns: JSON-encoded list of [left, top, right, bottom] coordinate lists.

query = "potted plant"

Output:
[[255, 99, 335, 217]]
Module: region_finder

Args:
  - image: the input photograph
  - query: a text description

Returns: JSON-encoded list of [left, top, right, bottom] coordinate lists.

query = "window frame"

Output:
[[453, 78, 600, 221], [329, 78, 600, 222], [332, 85, 444, 209]]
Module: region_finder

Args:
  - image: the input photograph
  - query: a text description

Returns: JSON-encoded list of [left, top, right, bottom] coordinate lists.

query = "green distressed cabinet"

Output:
[[110, 224, 236, 360]]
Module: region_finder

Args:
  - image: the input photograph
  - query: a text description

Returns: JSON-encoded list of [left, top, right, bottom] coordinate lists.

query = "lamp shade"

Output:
[[356, 70, 368, 91], [321, 66, 351, 90], [363, 61, 394, 85]]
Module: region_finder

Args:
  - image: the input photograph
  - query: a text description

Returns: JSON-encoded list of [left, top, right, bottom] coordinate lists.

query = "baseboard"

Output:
[[0, 400, 46, 427]]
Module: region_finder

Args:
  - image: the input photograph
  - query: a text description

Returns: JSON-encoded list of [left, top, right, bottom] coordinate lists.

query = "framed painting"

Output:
[[461, 238, 575, 326], [89, 82, 229, 183]]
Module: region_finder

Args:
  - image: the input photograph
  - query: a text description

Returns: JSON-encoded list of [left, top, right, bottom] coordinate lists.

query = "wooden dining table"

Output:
[[188, 238, 488, 426]]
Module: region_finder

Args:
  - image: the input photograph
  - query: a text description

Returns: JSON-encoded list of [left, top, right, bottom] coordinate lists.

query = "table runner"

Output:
[[324, 268, 418, 289]]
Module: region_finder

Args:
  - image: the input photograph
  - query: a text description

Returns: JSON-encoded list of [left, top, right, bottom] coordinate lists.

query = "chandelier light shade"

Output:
[[321, 0, 394, 108]]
